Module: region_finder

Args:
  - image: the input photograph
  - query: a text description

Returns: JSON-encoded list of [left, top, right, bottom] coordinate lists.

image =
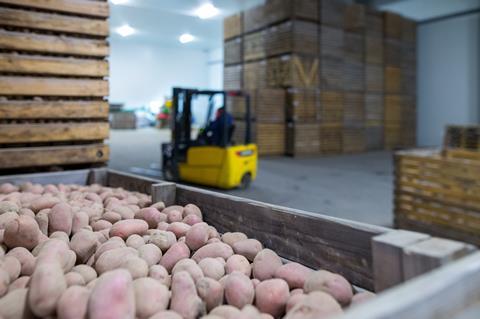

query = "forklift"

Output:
[[161, 88, 257, 189]]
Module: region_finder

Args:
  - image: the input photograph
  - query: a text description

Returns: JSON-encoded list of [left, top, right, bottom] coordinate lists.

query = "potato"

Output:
[[109, 219, 149, 240], [0, 183, 18, 195], [65, 272, 86, 287], [57, 286, 90, 319], [159, 242, 190, 272], [94, 238, 126, 260], [48, 203, 73, 236], [170, 271, 205, 319], [168, 222, 191, 238], [49, 230, 69, 244], [0, 256, 21, 282], [208, 226, 220, 239], [163, 205, 184, 215], [91, 220, 113, 231], [138, 243, 162, 266], [351, 291, 376, 306], [255, 279, 290, 317], [221, 232, 248, 247], [30, 196, 60, 213], [3, 215, 40, 250], [210, 305, 241, 319], [149, 230, 177, 252], [198, 257, 225, 280], [126, 234, 145, 249], [72, 211, 89, 234], [0, 201, 19, 214], [275, 262, 313, 289], [286, 293, 308, 312], [101, 211, 122, 224], [0, 212, 18, 230], [0, 288, 30, 319], [149, 265, 171, 287], [6, 247, 35, 276], [28, 259, 67, 317], [185, 222, 209, 251], [291, 288, 304, 295], [150, 201, 165, 211], [192, 242, 234, 262], [226, 254, 251, 277], [167, 209, 183, 223], [149, 310, 182, 319], [110, 204, 135, 220], [35, 209, 49, 236], [71, 265, 97, 284], [284, 291, 343, 319], [172, 259, 204, 282], [18, 208, 35, 218], [224, 271, 255, 308], [196, 277, 224, 311], [135, 207, 165, 228], [134, 277, 170, 318], [8, 276, 29, 293], [183, 203, 202, 218], [0, 268, 9, 297], [157, 221, 169, 231], [70, 229, 98, 263], [94, 247, 138, 274], [183, 214, 202, 226], [232, 239, 262, 261], [303, 270, 353, 306], [110, 256, 148, 279], [88, 269, 135, 319], [253, 249, 282, 281]]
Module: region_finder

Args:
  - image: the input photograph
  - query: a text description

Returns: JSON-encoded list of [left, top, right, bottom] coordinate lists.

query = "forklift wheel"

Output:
[[239, 173, 252, 189]]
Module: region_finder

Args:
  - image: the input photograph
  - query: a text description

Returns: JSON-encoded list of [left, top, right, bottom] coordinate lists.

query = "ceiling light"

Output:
[[110, 0, 128, 5], [195, 3, 219, 19], [116, 24, 135, 37], [179, 33, 195, 44]]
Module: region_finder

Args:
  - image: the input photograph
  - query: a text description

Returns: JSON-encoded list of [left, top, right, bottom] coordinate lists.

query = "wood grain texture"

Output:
[[106, 169, 161, 195], [0, 30, 109, 57], [0, 53, 108, 76], [0, 122, 109, 143], [0, 76, 108, 96], [0, 100, 108, 119], [0, 0, 109, 18], [0, 7, 108, 36], [0, 169, 91, 185], [0, 143, 108, 168]]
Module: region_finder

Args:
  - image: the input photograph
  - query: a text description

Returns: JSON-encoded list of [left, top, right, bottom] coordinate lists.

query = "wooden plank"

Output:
[[402, 237, 475, 280], [106, 169, 161, 195], [0, 100, 108, 119], [0, 53, 108, 77], [0, 76, 108, 97], [0, 30, 109, 57], [340, 252, 480, 319], [174, 184, 391, 291], [0, 143, 108, 168], [0, 122, 109, 144], [152, 182, 176, 207], [0, 7, 108, 36], [0, 0, 109, 18], [0, 169, 91, 185], [372, 230, 430, 292]]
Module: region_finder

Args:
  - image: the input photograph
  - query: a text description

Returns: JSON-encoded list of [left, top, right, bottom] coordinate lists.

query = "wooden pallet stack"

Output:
[[0, 0, 110, 171], [401, 18, 417, 147], [223, 13, 243, 91]]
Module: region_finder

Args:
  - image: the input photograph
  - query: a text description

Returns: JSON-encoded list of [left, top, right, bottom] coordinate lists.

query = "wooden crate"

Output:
[[365, 93, 384, 126], [286, 88, 320, 121], [0, 0, 110, 171], [319, 123, 343, 154], [384, 94, 402, 126], [227, 88, 285, 123], [319, 25, 344, 59], [365, 36, 384, 65], [401, 96, 416, 147], [2, 168, 480, 319], [234, 121, 285, 155], [366, 63, 384, 92], [402, 43, 417, 70], [366, 9, 383, 38], [444, 125, 480, 151], [267, 54, 319, 88], [384, 11, 403, 39], [224, 13, 243, 40], [344, 32, 364, 64], [320, 91, 343, 125], [344, 3, 366, 33], [243, 60, 267, 90], [223, 64, 243, 90], [344, 92, 365, 127], [265, 0, 319, 24], [384, 38, 402, 67], [320, 56, 344, 91], [402, 17, 417, 43], [243, 4, 266, 34], [266, 20, 318, 57], [385, 125, 401, 150], [344, 61, 365, 92], [224, 37, 243, 65], [366, 125, 384, 150], [343, 126, 366, 153], [287, 122, 320, 156], [319, 0, 346, 28], [243, 30, 266, 62], [385, 66, 402, 94]]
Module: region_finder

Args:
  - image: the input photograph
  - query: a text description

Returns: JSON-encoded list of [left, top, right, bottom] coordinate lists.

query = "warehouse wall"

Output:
[[417, 12, 480, 146], [207, 47, 224, 90]]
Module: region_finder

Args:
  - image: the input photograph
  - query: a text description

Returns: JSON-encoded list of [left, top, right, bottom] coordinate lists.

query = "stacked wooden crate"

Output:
[[0, 0, 110, 171], [401, 18, 417, 147], [223, 13, 243, 91]]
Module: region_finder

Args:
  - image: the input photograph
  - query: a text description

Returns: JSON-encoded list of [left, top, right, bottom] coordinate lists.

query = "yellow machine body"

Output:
[[178, 143, 257, 189]]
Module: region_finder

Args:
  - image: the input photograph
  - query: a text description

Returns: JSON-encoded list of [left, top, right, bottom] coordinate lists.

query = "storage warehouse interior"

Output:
[[0, 0, 480, 318]]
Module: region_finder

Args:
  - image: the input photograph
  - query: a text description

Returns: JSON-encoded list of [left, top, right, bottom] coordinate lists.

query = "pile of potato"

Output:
[[0, 181, 374, 319]]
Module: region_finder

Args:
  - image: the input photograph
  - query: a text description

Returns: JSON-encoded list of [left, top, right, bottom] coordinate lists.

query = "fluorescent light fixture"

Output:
[[179, 33, 195, 44], [116, 24, 135, 37], [110, 0, 128, 5], [195, 3, 219, 19]]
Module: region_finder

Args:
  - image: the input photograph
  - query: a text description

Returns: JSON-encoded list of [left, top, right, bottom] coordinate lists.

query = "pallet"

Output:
[[320, 90, 343, 125], [365, 9, 383, 38], [444, 125, 480, 151], [243, 60, 267, 90], [224, 13, 242, 40], [384, 38, 402, 67], [243, 30, 266, 62], [265, 0, 319, 25], [319, 0, 345, 28], [266, 54, 319, 88], [365, 36, 384, 65], [233, 121, 285, 156], [286, 88, 320, 122], [243, 5, 266, 34], [319, 25, 344, 59], [227, 88, 285, 123], [344, 92, 365, 127], [343, 126, 366, 153], [384, 11, 403, 40], [286, 122, 320, 156], [365, 63, 384, 93], [224, 37, 243, 65], [344, 3, 366, 33], [344, 32, 364, 64], [223, 64, 243, 90], [344, 61, 365, 92], [385, 66, 402, 94], [266, 19, 318, 57], [319, 123, 342, 154], [366, 125, 384, 150], [365, 93, 384, 126]]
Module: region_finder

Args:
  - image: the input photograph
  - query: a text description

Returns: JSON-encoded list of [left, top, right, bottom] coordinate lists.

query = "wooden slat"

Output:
[[0, 30, 109, 57], [0, 100, 108, 119], [0, 0, 109, 18], [0, 122, 109, 143], [0, 143, 109, 168], [0, 7, 108, 36], [0, 76, 108, 96], [0, 53, 108, 77], [0, 169, 91, 185]]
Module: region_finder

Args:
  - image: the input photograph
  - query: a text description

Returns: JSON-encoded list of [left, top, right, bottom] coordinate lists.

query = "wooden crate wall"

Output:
[[0, 0, 110, 170]]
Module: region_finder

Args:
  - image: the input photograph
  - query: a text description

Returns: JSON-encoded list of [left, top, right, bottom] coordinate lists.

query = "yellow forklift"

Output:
[[161, 88, 257, 189]]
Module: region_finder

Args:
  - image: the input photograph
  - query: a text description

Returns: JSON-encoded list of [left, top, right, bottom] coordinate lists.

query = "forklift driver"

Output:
[[205, 107, 234, 146]]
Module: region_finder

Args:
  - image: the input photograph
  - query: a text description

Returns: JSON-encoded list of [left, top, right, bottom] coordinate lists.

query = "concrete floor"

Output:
[[109, 128, 394, 227]]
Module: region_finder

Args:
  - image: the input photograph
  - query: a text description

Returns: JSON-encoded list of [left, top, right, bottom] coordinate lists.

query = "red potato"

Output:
[[49, 231, 70, 244], [30, 196, 60, 213], [0, 212, 18, 230], [351, 291, 376, 306], [159, 242, 190, 272], [109, 219, 149, 240], [0, 201, 19, 214], [196, 277, 224, 311], [232, 239, 263, 261], [70, 229, 98, 263], [95, 229, 109, 243], [138, 243, 162, 266], [170, 271, 205, 319], [253, 249, 282, 280], [8, 275, 30, 292], [163, 205, 184, 215], [18, 208, 35, 218], [35, 209, 49, 236], [134, 277, 170, 318], [150, 201, 165, 211], [167, 209, 183, 223], [284, 291, 343, 319], [224, 271, 255, 309], [57, 286, 90, 319], [286, 293, 308, 312], [172, 259, 204, 282], [167, 222, 191, 238], [185, 222, 209, 250], [255, 279, 290, 317], [226, 254, 251, 277], [291, 288, 304, 295], [208, 226, 220, 239], [91, 220, 113, 231], [110, 204, 135, 220], [3, 215, 40, 250], [198, 257, 225, 280], [0, 183, 18, 194], [157, 221, 169, 231], [275, 262, 313, 289], [0, 268, 9, 297], [101, 211, 122, 224], [221, 232, 248, 247], [94, 247, 138, 275], [149, 311, 182, 319], [88, 269, 135, 319], [72, 211, 89, 234], [251, 278, 260, 288], [1, 255, 21, 282], [65, 272, 86, 287], [210, 305, 241, 319], [6, 247, 35, 276], [28, 259, 67, 317], [183, 214, 203, 225], [71, 265, 97, 284], [149, 265, 171, 287], [239, 304, 262, 318], [135, 207, 165, 228], [94, 238, 126, 260], [0, 288, 30, 319], [126, 234, 145, 249], [149, 230, 177, 252], [48, 203, 73, 236], [303, 270, 353, 306], [192, 242, 234, 262], [183, 203, 202, 218]]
